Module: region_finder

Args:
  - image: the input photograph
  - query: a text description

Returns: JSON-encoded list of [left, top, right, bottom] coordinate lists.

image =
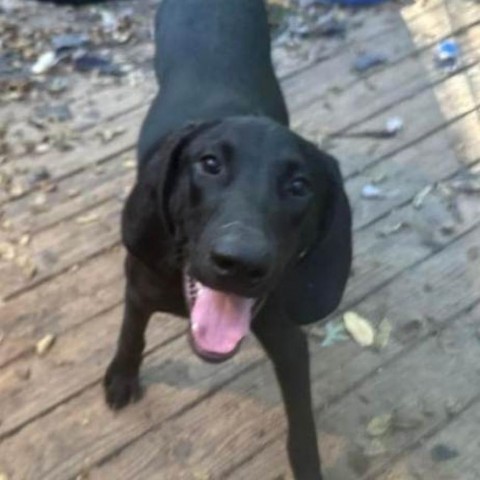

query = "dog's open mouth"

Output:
[[184, 272, 256, 362]]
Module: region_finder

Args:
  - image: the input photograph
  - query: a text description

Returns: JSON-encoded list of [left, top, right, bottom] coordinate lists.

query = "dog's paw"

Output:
[[103, 361, 143, 410]]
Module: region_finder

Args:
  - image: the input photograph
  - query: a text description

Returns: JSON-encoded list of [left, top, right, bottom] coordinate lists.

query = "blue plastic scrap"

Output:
[[435, 39, 460, 72]]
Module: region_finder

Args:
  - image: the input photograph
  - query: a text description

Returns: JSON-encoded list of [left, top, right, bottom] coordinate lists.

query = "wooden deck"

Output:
[[1, 1, 480, 479]]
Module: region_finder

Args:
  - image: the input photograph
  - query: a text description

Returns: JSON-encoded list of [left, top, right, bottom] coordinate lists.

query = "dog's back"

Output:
[[138, 0, 288, 164]]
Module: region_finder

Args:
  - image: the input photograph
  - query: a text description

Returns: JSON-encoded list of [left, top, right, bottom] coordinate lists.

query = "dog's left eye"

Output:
[[200, 155, 223, 175], [288, 177, 311, 197]]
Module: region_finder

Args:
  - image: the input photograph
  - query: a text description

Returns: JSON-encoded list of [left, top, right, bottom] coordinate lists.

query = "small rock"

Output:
[[431, 444, 460, 462], [36, 334, 56, 356]]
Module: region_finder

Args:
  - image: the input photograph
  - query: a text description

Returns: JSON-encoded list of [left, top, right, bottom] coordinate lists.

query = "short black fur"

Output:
[[105, 1, 352, 478]]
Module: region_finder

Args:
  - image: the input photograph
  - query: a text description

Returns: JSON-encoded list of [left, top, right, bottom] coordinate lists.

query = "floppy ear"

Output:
[[122, 122, 216, 271], [278, 145, 352, 325]]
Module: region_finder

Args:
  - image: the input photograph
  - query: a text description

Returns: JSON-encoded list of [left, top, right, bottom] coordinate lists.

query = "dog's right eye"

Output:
[[200, 155, 223, 175]]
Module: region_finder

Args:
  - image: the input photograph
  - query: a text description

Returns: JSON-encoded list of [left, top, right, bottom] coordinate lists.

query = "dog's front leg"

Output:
[[253, 315, 322, 480], [104, 282, 152, 410]]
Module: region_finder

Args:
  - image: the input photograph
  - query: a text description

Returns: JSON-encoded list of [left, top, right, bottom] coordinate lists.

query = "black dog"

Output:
[[104, 1, 352, 478]]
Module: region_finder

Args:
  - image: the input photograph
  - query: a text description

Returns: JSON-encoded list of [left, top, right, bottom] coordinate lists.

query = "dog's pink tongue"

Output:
[[191, 285, 254, 355]]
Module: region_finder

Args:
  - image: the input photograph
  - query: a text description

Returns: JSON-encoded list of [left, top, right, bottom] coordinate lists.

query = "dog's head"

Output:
[[124, 117, 352, 361]]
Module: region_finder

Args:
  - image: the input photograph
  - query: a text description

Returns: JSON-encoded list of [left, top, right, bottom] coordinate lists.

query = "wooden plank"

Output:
[[0, 248, 123, 368], [0, 100, 476, 307], [84, 225, 480, 480], [0, 107, 142, 206], [0, 82, 478, 356], [329, 66, 479, 178], [3, 20, 479, 240], [0, 195, 123, 301], [0, 21, 475, 372], [0, 6, 476, 476], [344, 110, 480, 232], [2, 49, 480, 299], [225, 304, 480, 480], [290, 8, 480, 138], [4, 163, 133, 235], [273, 1, 426, 79], [283, 0, 477, 112], [0, 327, 265, 480], [375, 397, 480, 480], [0, 305, 184, 440], [2, 1, 478, 210], [0, 122, 478, 473], [5, 214, 477, 480]]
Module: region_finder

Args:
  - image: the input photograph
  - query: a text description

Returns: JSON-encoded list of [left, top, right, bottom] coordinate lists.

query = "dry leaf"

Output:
[[75, 213, 99, 224], [15, 255, 37, 278], [2, 219, 12, 230], [367, 414, 392, 437], [413, 185, 433, 209], [192, 470, 210, 480], [0, 241, 16, 261], [0, 472, 9, 480], [123, 159, 136, 169], [67, 189, 80, 198], [9, 183, 24, 198], [374, 319, 392, 350], [343, 311, 375, 347], [36, 334, 56, 356], [363, 438, 388, 457], [18, 234, 31, 246]]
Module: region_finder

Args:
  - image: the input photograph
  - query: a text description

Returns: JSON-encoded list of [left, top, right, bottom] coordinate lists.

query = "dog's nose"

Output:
[[210, 239, 270, 283]]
